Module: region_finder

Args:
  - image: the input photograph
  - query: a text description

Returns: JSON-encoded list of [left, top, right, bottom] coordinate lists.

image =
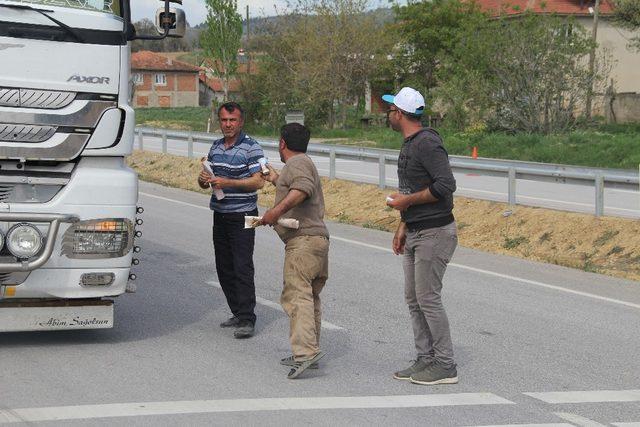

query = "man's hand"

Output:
[[208, 176, 230, 189], [387, 193, 412, 211], [392, 223, 407, 255], [261, 164, 279, 184], [198, 170, 212, 189], [260, 208, 279, 226]]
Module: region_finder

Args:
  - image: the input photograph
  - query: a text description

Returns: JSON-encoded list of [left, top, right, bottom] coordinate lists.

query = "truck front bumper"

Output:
[[0, 299, 113, 332]]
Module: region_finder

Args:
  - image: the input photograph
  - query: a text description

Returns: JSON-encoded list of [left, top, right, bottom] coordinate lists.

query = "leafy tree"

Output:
[[612, 0, 640, 50], [245, 0, 390, 129], [391, 0, 486, 98], [200, 0, 243, 101], [437, 13, 611, 133]]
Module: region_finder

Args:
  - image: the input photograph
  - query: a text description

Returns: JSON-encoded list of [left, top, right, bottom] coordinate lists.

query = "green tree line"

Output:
[[198, 0, 633, 134]]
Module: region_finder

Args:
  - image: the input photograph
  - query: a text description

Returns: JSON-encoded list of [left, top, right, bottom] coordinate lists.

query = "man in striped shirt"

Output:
[[198, 102, 265, 339]]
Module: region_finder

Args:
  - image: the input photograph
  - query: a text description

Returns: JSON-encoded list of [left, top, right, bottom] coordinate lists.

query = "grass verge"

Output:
[[129, 150, 640, 283]]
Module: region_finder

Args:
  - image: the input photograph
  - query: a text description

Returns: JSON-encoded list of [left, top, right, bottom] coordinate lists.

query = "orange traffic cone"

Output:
[[471, 146, 478, 159]]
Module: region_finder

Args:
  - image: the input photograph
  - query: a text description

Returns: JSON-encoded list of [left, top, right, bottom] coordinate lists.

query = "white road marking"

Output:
[[141, 192, 211, 211], [0, 393, 514, 423], [457, 188, 639, 215], [330, 235, 640, 311], [139, 192, 640, 312], [470, 424, 573, 427], [553, 412, 607, 427], [613, 423, 640, 427], [610, 188, 640, 195], [525, 390, 640, 404], [205, 281, 344, 331]]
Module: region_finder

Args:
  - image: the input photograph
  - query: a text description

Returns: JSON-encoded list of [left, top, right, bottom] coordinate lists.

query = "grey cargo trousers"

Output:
[[403, 221, 458, 368]]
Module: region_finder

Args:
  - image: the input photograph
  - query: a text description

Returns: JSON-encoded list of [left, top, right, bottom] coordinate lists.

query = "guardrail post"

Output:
[[187, 134, 194, 159], [162, 131, 168, 154], [378, 154, 386, 189], [329, 149, 336, 180], [508, 167, 516, 205], [595, 174, 604, 217], [137, 130, 143, 151]]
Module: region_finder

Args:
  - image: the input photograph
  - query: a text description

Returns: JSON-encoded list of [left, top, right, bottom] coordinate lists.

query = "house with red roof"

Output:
[[475, 0, 615, 16], [198, 73, 243, 107], [131, 51, 201, 108], [197, 55, 259, 107]]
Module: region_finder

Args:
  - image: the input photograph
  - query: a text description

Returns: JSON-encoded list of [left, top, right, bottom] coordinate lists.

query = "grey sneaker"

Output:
[[280, 355, 319, 369], [393, 358, 433, 381], [287, 351, 325, 379], [219, 316, 241, 328], [233, 321, 255, 339], [410, 363, 458, 385]]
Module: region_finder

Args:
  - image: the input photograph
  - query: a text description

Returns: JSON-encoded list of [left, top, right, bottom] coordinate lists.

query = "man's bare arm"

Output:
[[261, 189, 307, 225], [209, 172, 265, 191]]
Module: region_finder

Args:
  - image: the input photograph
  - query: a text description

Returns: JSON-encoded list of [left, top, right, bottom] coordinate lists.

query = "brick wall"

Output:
[[132, 71, 199, 108]]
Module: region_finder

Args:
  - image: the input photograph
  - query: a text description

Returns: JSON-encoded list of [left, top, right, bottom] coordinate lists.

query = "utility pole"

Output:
[[585, 0, 600, 120], [246, 5, 250, 75]]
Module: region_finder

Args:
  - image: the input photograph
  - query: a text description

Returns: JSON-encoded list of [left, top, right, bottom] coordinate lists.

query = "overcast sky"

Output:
[[131, 0, 397, 26]]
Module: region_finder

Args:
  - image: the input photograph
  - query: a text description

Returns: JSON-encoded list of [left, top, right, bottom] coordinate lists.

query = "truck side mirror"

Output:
[[155, 6, 185, 38]]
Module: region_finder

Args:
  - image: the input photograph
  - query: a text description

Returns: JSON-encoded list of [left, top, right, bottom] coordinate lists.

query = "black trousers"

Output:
[[212, 209, 258, 324]]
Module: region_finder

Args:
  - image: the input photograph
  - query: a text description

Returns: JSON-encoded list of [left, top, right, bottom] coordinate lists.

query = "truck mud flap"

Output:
[[0, 300, 113, 332]]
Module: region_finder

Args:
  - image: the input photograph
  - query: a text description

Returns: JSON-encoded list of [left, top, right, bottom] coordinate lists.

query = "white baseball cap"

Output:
[[382, 87, 425, 116]]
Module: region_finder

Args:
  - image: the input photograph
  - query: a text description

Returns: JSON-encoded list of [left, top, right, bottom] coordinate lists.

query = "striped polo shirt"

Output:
[[206, 131, 264, 213]]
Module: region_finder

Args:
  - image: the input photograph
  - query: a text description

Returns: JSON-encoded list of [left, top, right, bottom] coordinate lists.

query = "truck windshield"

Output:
[[9, 1, 121, 15]]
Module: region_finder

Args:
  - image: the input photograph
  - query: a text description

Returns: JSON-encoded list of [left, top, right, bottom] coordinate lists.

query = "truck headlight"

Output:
[[7, 224, 44, 259], [62, 219, 133, 259]]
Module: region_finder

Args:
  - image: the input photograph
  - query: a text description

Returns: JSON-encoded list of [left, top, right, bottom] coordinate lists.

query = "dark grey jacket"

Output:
[[397, 128, 456, 230]]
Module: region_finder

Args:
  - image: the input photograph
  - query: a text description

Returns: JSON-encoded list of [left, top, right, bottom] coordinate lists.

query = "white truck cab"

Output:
[[0, 0, 185, 332]]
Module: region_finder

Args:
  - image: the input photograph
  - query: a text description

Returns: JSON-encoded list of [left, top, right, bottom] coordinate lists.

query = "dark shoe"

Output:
[[287, 351, 325, 379], [410, 362, 458, 385], [233, 321, 255, 339], [393, 358, 433, 381], [280, 355, 319, 369], [219, 316, 241, 328]]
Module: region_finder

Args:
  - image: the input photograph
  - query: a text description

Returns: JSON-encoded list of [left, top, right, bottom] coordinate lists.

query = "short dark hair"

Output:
[[217, 102, 245, 120], [400, 109, 423, 122], [280, 122, 310, 153]]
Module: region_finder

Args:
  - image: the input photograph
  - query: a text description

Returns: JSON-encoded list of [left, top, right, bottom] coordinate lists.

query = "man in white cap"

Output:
[[384, 87, 459, 385]]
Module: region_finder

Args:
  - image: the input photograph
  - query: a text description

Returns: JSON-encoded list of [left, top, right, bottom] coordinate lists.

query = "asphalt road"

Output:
[[1, 182, 639, 426], [139, 136, 640, 220]]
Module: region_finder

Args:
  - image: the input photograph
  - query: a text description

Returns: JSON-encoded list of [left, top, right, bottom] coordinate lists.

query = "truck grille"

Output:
[[0, 161, 74, 203], [0, 272, 30, 286], [0, 87, 117, 161], [0, 185, 12, 201], [0, 124, 57, 143], [0, 87, 76, 110]]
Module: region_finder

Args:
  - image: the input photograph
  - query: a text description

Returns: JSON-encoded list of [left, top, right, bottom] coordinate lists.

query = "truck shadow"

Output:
[[0, 241, 281, 346]]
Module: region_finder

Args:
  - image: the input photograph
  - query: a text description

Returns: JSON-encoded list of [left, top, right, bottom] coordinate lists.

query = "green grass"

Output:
[[443, 130, 640, 170], [135, 107, 640, 169], [136, 107, 211, 132]]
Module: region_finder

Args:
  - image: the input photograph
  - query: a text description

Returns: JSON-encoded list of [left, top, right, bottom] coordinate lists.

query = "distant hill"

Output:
[[195, 7, 394, 35]]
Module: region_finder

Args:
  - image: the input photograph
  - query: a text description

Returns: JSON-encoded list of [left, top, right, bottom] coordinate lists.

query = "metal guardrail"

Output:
[[135, 127, 640, 217]]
